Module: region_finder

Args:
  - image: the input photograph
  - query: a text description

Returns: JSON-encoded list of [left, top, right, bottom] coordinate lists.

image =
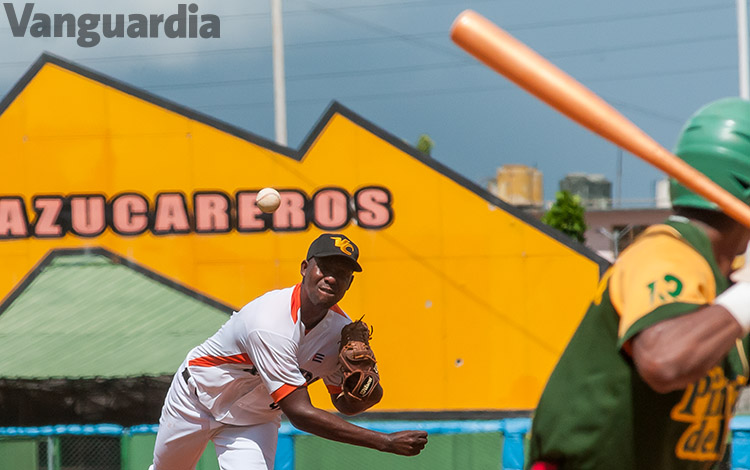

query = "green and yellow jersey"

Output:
[[527, 218, 750, 470]]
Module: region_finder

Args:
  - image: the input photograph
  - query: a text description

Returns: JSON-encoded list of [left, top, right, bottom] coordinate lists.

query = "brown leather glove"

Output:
[[338, 320, 380, 401]]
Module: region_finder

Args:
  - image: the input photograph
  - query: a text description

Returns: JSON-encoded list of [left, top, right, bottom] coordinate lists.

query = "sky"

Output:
[[0, 0, 744, 206]]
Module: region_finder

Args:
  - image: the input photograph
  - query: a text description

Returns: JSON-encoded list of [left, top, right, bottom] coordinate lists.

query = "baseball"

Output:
[[256, 187, 281, 213]]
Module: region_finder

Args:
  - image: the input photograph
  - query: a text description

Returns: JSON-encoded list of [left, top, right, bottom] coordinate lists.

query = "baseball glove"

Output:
[[338, 319, 380, 401]]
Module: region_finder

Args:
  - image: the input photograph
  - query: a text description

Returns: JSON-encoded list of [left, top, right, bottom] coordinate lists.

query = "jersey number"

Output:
[[647, 274, 683, 304]]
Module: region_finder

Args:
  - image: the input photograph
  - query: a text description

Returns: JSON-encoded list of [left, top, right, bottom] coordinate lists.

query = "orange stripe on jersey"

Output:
[[330, 304, 348, 318], [291, 283, 301, 323], [271, 383, 301, 402], [189, 353, 253, 367]]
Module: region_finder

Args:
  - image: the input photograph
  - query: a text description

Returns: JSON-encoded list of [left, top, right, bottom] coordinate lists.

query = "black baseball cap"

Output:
[[306, 233, 362, 272]]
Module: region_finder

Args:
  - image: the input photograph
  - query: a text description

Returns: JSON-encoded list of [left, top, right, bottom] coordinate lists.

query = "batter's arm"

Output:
[[278, 386, 426, 456], [631, 304, 743, 393]]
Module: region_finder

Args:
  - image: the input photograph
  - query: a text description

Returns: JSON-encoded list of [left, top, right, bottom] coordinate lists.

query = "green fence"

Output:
[[0, 420, 526, 470], [5, 417, 750, 469]]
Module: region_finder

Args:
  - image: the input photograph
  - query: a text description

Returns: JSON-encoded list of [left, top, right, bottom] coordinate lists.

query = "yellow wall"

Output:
[[0, 59, 603, 411]]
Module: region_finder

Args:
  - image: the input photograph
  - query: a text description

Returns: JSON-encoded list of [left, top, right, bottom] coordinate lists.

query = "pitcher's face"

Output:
[[300, 256, 354, 308]]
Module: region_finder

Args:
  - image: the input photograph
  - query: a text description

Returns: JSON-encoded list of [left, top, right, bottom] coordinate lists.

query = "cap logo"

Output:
[[332, 236, 354, 255]]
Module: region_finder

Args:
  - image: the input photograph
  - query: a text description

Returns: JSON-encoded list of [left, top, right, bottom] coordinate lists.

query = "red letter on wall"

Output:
[[194, 192, 231, 233], [355, 187, 392, 229], [237, 191, 266, 232], [153, 193, 191, 234], [0, 197, 29, 239], [33, 197, 63, 238], [70, 195, 106, 237], [272, 191, 307, 231], [112, 194, 149, 235], [312, 188, 349, 230]]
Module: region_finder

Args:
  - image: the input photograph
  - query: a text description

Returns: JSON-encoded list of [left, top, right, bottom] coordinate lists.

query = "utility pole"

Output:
[[616, 147, 622, 208], [739, 0, 750, 99], [270, 0, 288, 145]]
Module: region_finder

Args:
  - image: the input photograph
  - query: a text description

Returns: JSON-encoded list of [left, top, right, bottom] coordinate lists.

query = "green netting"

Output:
[[294, 432, 503, 470]]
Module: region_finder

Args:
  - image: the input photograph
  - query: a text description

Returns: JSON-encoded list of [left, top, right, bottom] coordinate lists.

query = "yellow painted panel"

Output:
[[0, 60, 602, 411]]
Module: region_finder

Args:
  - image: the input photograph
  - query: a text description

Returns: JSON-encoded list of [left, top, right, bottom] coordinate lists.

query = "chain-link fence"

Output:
[[4, 419, 750, 470], [39, 435, 120, 470], [0, 422, 518, 470], [0, 425, 126, 470]]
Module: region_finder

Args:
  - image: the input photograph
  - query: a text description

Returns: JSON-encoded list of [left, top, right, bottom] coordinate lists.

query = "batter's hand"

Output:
[[383, 430, 428, 456], [732, 241, 750, 283]]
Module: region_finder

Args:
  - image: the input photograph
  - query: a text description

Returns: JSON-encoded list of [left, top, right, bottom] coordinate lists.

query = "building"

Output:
[[559, 173, 612, 209], [655, 177, 671, 208], [584, 207, 672, 262], [491, 164, 543, 208], [582, 177, 672, 261], [0, 54, 605, 420]]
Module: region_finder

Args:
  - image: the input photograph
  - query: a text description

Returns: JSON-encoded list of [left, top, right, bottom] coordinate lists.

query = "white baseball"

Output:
[[256, 187, 281, 213]]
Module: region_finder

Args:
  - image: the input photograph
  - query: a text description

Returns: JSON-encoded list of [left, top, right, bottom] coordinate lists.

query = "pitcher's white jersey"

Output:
[[186, 284, 349, 425]]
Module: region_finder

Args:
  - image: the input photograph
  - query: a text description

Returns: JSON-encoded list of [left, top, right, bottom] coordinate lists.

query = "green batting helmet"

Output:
[[670, 97, 750, 210]]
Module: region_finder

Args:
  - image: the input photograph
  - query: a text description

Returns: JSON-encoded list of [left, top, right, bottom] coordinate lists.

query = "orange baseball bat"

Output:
[[450, 10, 750, 228]]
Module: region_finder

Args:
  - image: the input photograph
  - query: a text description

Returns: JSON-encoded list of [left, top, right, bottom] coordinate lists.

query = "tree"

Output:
[[416, 134, 434, 156], [541, 190, 587, 243]]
